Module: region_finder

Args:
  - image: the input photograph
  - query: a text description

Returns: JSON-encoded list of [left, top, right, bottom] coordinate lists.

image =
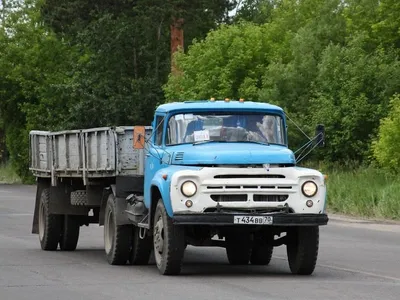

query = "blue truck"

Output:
[[29, 99, 328, 275]]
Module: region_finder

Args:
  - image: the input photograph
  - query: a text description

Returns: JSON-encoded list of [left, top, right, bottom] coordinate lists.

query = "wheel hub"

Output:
[[38, 202, 45, 241], [104, 210, 114, 254], [154, 217, 164, 254]]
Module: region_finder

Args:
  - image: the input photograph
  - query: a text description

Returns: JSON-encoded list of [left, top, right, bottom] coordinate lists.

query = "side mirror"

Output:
[[133, 126, 146, 149], [315, 124, 325, 147]]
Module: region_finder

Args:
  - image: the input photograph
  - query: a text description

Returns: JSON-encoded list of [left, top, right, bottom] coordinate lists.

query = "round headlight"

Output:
[[302, 181, 318, 197], [181, 181, 197, 197]]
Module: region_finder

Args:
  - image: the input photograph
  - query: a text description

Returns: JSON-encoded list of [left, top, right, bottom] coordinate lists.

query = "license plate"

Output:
[[233, 215, 273, 225]]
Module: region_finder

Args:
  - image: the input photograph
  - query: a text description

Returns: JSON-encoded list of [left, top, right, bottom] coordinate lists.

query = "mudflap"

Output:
[[100, 185, 130, 226]]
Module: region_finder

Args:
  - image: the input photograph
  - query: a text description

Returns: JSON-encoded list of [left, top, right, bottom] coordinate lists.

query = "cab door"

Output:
[[143, 114, 169, 208]]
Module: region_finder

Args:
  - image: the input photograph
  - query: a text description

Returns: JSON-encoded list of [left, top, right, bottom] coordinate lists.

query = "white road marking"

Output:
[[274, 255, 400, 282]]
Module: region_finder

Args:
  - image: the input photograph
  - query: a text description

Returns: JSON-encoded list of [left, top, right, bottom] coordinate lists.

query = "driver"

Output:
[[257, 115, 276, 143]]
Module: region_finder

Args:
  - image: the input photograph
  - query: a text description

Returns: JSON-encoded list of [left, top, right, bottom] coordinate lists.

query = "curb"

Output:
[[328, 212, 400, 226]]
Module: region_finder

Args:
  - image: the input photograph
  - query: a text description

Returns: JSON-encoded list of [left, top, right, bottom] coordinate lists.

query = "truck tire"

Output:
[[71, 190, 88, 206], [225, 233, 251, 265], [38, 188, 62, 251], [104, 194, 131, 265], [59, 215, 80, 251], [129, 226, 152, 265], [250, 245, 273, 265], [153, 199, 185, 275], [287, 226, 319, 275]]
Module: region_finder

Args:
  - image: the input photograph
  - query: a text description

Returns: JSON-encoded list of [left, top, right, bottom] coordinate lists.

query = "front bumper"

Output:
[[172, 213, 329, 226]]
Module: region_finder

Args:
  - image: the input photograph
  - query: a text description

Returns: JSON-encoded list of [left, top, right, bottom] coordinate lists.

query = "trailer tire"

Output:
[[250, 245, 273, 265], [153, 199, 185, 275], [71, 190, 88, 206], [38, 189, 62, 251], [225, 233, 251, 265], [129, 226, 152, 265], [287, 226, 319, 275], [104, 194, 131, 265], [59, 215, 80, 251]]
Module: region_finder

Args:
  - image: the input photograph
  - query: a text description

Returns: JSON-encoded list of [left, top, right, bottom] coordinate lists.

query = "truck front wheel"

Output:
[[104, 194, 131, 265], [286, 226, 319, 275], [225, 233, 251, 265], [38, 188, 62, 251], [250, 245, 273, 265], [153, 199, 185, 275]]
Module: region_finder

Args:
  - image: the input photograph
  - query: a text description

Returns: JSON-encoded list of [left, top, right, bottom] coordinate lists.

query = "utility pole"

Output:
[[170, 17, 184, 75]]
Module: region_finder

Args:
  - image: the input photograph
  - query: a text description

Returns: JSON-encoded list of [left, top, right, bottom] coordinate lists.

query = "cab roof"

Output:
[[155, 100, 284, 114]]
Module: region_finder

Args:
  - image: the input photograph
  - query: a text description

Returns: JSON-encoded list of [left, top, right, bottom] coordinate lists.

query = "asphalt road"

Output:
[[1, 184, 399, 300]]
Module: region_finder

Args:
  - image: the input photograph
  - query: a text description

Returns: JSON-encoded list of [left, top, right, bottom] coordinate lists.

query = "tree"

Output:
[[0, 0, 79, 180], [164, 22, 270, 101], [164, 0, 400, 164]]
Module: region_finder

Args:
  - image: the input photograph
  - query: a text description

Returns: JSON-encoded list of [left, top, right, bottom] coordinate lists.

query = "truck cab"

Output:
[[134, 100, 328, 275]]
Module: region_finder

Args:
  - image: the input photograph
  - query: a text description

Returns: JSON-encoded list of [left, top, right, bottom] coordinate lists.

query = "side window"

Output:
[[155, 116, 164, 146]]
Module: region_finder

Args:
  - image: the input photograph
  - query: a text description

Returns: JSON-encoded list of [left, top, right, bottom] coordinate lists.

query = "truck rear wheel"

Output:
[[250, 245, 273, 265], [129, 226, 152, 265], [59, 215, 80, 251], [38, 188, 62, 251], [225, 233, 251, 265], [153, 199, 185, 275], [104, 194, 131, 265], [287, 226, 319, 275]]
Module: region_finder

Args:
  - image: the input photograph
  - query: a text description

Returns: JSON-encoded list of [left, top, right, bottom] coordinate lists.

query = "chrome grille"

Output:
[[210, 194, 247, 202], [253, 195, 288, 202]]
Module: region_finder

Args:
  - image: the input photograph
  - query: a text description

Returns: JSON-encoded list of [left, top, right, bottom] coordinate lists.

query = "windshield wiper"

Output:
[[237, 140, 270, 146], [193, 140, 269, 146], [193, 140, 227, 146]]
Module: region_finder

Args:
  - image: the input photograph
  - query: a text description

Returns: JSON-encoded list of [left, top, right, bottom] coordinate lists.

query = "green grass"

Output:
[[0, 163, 22, 184], [325, 167, 400, 220]]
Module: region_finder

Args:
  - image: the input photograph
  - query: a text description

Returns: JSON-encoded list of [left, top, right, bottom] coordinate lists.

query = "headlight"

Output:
[[181, 181, 197, 197], [302, 181, 318, 197]]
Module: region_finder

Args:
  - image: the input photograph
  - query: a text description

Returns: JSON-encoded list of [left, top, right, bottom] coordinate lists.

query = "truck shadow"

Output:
[[63, 247, 332, 279]]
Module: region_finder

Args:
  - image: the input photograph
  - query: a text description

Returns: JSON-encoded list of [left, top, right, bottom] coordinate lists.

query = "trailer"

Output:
[[30, 100, 328, 276]]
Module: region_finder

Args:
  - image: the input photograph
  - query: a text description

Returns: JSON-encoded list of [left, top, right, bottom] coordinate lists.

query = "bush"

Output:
[[372, 94, 400, 172]]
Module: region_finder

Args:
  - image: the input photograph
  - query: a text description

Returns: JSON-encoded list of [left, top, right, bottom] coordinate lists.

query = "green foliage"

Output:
[[372, 94, 400, 172], [164, 22, 270, 101], [0, 0, 236, 181], [311, 38, 400, 162], [0, 0, 78, 181], [165, 0, 400, 164]]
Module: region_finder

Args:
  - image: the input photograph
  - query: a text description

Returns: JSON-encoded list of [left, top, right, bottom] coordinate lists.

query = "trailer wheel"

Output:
[[129, 226, 152, 265], [250, 245, 273, 265], [38, 189, 62, 251], [104, 194, 131, 265], [59, 215, 80, 251], [287, 226, 319, 275], [225, 233, 251, 265], [153, 199, 185, 275]]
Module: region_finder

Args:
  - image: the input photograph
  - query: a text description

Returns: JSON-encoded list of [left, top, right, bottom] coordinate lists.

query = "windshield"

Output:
[[166, 112, 286, 145]]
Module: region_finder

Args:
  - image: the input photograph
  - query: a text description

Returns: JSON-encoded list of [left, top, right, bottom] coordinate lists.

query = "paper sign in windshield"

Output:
[[194, 130, 210, 142]]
